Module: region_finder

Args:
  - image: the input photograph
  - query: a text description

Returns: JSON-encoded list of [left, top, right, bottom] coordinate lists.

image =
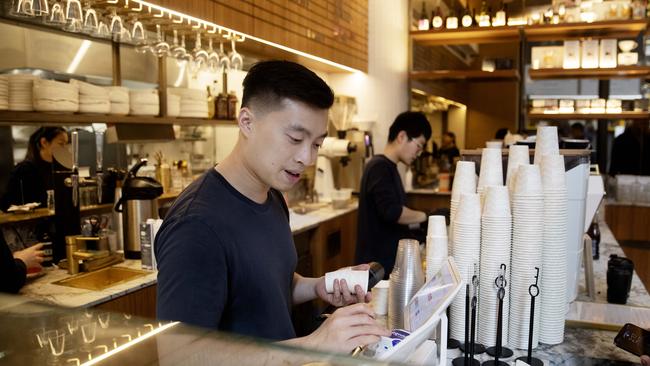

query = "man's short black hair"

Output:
[[495, 128, 509, 140], [444, 131, 456, 142], [571, 122, 584, 131], [387, 111, 432, 142], [242, 60, 334, 112]]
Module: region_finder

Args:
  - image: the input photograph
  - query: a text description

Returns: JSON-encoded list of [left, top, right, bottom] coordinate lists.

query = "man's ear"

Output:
[[238, 107, 254, 138], [396, 130, 408, 144]]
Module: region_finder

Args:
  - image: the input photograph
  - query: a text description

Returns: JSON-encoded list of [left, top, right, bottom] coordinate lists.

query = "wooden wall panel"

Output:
[[149, 0, 368, 72]]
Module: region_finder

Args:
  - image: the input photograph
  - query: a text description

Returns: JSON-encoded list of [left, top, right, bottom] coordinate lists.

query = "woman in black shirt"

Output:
[[1, 127, 68, 211]]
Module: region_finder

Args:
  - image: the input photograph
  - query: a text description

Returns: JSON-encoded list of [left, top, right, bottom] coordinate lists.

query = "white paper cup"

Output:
[[534, 126, 559, 165], [371, 280, 389, 315], [478, 148, 504, 190], [513, 164, 543, 196], [452, 161, 477, 202], [325, 269, 369, 293], [482, 185, 511, 217], [507, 145, 530, 189], [540, 154, 567, 190], [427, 215, 447, 237], [486, 140, 503, 149], [455, 193, 481, 223]]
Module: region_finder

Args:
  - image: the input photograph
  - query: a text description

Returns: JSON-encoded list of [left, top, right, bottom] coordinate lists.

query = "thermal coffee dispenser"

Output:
[[114, 159, 163, 259]]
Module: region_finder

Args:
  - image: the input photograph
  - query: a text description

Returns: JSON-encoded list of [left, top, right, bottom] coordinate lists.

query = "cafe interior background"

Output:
[[1, 0, 650, 364]]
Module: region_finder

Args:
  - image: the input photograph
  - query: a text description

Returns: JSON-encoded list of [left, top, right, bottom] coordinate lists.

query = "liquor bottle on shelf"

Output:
[[432, 6, 444, 29], [461, 7, 474, 27], [493, 2, 507, 26], [417, 2, 430, 30], [446, 8, 458, 29], [478, 0, 491, 27]]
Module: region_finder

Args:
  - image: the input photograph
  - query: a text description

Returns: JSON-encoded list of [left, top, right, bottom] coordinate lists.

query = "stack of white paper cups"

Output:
[[426, 215, 448, 282], [450, 161, 477, 253], [533, 126, 559, 165], [506, 145, 530, 196], [477, 148, 504, 209]]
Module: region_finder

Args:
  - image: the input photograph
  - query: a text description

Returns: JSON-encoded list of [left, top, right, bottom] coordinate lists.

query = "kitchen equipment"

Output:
[[114, 159, 163, 259], [314, 137, 356, 202]]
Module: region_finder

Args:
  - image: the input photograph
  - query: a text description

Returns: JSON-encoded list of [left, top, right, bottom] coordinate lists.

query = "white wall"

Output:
[[327, 0, 409, 154]]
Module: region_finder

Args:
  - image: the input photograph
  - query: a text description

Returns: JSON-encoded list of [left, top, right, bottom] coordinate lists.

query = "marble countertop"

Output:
[[19, 203, 358, 309], [406, 188, 452, 195]]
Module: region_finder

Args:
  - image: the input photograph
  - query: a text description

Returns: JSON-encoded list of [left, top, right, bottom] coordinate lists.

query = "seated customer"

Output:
[[355, 111, 432, 277], [0, 233, 44, 293]]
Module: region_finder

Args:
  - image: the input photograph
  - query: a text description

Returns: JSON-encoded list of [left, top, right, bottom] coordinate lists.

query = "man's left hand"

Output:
[[316, 264, 372, 307]]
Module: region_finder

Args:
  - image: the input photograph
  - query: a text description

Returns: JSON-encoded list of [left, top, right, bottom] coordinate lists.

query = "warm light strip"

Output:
[[66, 40, 92, 74], [130, 0, 361, 73], [81, 322, 179, 366]]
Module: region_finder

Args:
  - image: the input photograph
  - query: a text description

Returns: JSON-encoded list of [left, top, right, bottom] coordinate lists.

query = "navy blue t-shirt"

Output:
[[155, 169, 297, 340]]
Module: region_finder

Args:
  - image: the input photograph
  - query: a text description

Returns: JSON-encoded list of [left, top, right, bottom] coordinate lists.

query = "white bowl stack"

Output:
[[509, 164, 544, 349], [506, 145, 530, 196], [130, 89, 159, 116], [477, 185, 512, 347], [70, 80, 110, 114], [169, 88, 209, 118], [425, 215, 448, 282], [8, 74, 38, 111], [167, 93, 181, 117], [449, 193, 481, 341], [106, 86, 129, 115], [533, 126, 559, 165], [0, 75, 8, 110], [33, 79, 79, 113], [477, 148, 504, 209], [538, 154, 569, 345], [450, 161, 477, 253]]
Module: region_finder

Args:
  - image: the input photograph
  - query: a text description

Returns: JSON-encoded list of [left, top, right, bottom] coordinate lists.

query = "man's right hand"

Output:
[[302, 303, 390, 354], [641, 355, 650, 366], [13, 244, 44, 270]]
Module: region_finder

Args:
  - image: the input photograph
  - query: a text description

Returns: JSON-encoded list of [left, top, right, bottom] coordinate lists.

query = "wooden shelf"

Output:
[[410, 69, 520, 81], [524, 19, 648, 41], [529, 66, 650, 80], [528, 111, 650, 120], [410, 26, 520, 45], [410, 20, 647, 45], [0, 111, 238, 126]]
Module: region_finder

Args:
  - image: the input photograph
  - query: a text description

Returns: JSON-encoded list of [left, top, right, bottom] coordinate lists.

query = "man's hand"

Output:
[[641, 355, 650, 366], [13, 244, 44, 270], [316, 264, 372, 307], [298, 303, 390, 354]]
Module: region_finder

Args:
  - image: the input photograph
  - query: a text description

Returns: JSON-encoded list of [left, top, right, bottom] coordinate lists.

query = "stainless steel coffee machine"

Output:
[[314, 96, 374, 198], [114, 159, 163, 259]]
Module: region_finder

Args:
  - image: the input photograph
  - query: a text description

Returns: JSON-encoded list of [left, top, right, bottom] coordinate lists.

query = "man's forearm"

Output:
[[292, 273, 319, 305], [397, 206, 427, 225]]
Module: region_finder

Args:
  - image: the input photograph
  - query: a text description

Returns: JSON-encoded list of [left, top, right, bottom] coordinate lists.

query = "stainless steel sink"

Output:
[[52, 267, 150, 291]]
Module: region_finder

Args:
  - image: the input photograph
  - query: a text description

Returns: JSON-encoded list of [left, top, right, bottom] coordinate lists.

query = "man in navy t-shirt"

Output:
[[355, 112, 432, 277], [155, 60, 389, 354]]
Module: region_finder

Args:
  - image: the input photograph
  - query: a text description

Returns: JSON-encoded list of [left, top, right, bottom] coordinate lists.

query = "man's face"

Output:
[[244, 99, 328, 192], [399, 134, 426, 165], [442, 134, 453, 145]]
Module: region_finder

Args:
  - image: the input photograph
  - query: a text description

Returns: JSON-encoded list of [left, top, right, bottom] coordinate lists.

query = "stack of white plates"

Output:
[[70, 80, 110, 114], [8, 74, 38, 111], [477, 148, 504, 209], [106, 86, 129, 115], [167, 93, 181, 117], [33, 79, 79, 113], [130, 89, 159, 116], [425, 215, 448, 282], [0, 75, 8, 110], [509, 164, 543, 349], [450, 161, 477, 254], [477, 185, 512, 347], [449, 193, 481, 342], [533, 126, 559, 165], [169, 87, 209, 118], [388, 239, 424, 330], [506, 145, 530, 196], [538, 154, 569, 345]]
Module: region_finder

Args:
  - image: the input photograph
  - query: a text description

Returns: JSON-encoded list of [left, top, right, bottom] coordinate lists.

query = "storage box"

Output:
[[563, 40, 581, 69], [581, 40, 600, 69], [532, 46, 564, 69], [599, 39, 617, 68]]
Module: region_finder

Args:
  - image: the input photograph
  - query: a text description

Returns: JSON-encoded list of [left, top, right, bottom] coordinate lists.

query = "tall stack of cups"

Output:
[[533, 126, 560, 165], [509, 164, 544, 349], [425, 215, 448, 282], [450, 161, 477, 254], [477, 185, 512, 346], [506, 145, 530, 196], [477, 148, 504, 209], [538, 154, 569, 344], [449, 193, 481, 341], [388, 239, 425, 330]]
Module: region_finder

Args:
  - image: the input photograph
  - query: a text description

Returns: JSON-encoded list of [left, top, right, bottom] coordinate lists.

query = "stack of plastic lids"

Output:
[[0, 75, 7, 110], [70, 79, 110, 114], [388, 238, 424, 330], [477, 185, 512, 347], [106, 86, 129, 115], [509, 164, 543, 349], [33, 79, 79, 113], [129, 89, 159, 116], [449, 192, 481, 341], [538, 154, 569, 344], [8, 74, 38, 111]]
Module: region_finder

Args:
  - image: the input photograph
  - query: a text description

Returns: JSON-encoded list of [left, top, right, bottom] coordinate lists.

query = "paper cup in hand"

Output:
[[325, 269, 369, 293], [371, 280, 390, 315]]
